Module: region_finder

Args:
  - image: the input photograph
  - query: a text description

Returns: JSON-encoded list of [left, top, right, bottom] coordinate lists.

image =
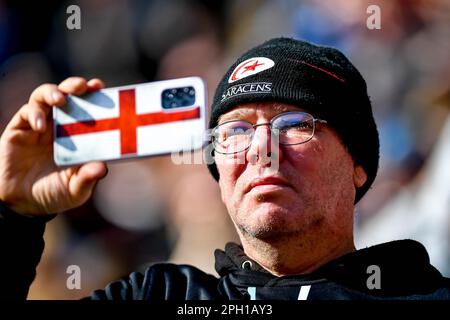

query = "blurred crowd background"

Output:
[[0, 0, 449, 299]]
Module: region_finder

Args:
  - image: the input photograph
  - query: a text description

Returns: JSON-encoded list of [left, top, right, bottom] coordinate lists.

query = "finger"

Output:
[[29, 83, 66, 109], [86, 78, 105, 92], [6, 101, 50, 133], [13, 83, 65, 132], [78, 161, 108, 181], [68, 162, 108, 203], [24, 103, 47, 132], [58, 77, 89, 95], [27, 77, 96, 132]]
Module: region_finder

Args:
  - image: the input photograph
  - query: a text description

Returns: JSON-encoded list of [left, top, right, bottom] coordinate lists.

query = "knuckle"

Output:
[[68, 76, 87, 85], [38, 83, 58, 92], [3, 129, 21, 144], [22, 102, 44, 119], [58, 76, 87, 92], [30, 83, 57, 100], [19, 103, 29, 111], [19, 103, 32, 116]]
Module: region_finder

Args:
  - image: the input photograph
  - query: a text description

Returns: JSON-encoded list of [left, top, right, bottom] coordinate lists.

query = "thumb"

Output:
[[68, 162, 108, 204]]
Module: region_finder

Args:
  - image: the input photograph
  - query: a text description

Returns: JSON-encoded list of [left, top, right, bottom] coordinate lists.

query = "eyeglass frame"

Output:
[[212, 111, 328, 155]]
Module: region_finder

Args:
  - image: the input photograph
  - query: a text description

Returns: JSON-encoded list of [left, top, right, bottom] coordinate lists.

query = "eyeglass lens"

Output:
[[213, 112, 316, 154]]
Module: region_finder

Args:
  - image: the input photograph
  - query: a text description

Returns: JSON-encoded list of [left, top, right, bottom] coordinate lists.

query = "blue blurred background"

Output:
[[0, 0, 449, 298]]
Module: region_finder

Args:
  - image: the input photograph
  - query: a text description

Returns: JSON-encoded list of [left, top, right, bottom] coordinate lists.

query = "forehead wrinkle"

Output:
[[218, 108, 253, 123], [253, 102, 304, 114], [269, 103, 293, 114]]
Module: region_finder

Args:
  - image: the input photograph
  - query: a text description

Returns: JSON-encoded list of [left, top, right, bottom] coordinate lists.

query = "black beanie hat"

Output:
[[207, 37, 379, 203]]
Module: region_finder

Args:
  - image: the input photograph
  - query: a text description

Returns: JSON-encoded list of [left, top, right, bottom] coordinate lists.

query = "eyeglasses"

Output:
[[212, 111, 327, 155]]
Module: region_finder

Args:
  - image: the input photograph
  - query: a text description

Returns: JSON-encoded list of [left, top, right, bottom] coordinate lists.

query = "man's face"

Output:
[[215, 102, 366, 243]]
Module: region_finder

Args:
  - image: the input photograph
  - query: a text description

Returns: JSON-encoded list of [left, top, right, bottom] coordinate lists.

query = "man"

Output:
[[0, 38, 449, 300]]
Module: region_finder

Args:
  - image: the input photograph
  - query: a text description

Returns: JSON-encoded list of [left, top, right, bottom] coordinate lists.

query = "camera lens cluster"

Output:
[[162, 86, 196, 109]]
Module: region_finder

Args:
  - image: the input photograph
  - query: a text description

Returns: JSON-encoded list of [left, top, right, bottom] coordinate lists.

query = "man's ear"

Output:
[[353, 165, 367, 189]]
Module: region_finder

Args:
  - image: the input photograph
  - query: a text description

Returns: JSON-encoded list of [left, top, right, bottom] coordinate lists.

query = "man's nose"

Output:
[[245, 124, 282, 165]]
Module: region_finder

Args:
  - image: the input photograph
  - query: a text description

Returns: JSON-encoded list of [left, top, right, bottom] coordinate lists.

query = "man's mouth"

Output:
[[245, 176, 292, 194]]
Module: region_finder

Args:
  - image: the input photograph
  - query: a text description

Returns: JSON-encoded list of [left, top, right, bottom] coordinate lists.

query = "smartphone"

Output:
[[53, 77, 207, 166]]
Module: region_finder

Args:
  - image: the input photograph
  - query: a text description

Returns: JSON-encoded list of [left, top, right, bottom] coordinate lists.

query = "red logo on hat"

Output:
[[229, 57, 275, 83]]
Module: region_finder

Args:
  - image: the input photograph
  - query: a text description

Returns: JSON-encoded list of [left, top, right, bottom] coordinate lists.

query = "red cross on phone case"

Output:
[[53, 77, 207, 166]]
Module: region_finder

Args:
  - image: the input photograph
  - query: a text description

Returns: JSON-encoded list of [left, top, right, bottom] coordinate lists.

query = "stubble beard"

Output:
[[234, 200, 324, 242]]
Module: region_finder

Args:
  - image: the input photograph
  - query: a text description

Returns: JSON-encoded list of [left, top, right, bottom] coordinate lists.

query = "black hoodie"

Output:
[[213, 242, 450, 300], [1, 202, 450, 300]]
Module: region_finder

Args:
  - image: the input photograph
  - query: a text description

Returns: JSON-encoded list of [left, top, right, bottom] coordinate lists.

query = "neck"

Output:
[[240, 234, 356, 276]]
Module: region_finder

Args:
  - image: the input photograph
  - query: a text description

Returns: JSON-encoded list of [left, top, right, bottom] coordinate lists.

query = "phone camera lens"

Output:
[[162, 86, 196, 109]]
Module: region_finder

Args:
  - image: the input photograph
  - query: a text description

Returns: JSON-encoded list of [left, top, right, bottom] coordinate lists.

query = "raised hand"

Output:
[[0, 77, 108, 215]]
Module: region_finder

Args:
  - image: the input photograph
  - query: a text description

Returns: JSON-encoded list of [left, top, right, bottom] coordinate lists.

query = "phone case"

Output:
[[53, 77, 207, 166]]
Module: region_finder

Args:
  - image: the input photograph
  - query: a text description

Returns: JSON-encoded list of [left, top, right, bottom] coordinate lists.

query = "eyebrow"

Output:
[[272, 103, 293, 113], [218, 109, 252, 123], [217, 103, 296, 124]]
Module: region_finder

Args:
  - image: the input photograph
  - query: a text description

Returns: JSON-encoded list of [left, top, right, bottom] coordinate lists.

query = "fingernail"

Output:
[[35, 116, 44, 131]]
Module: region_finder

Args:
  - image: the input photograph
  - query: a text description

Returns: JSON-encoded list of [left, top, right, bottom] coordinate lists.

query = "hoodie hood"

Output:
[[214, 240, 446, 299]]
